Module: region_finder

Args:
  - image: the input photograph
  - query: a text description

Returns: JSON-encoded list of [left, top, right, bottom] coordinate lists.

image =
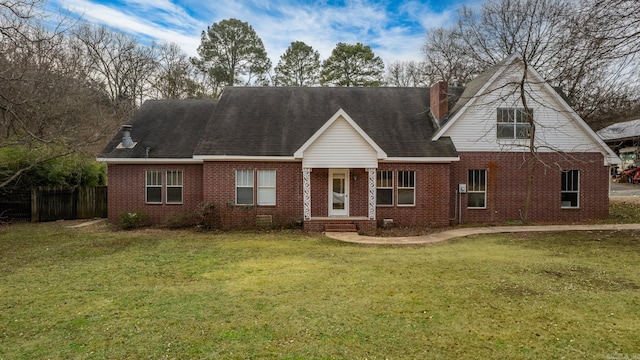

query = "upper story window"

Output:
[[497, 107, 533, 140]]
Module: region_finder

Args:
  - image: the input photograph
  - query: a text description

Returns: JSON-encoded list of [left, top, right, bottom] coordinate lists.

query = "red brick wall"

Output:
[[107, 164, 203, 224], [375, 163, 451, 227], [202, 161, 303, 228], [309, 168, 369, 218], [310, 169, 328, 218], [450, 152, 609, 224]]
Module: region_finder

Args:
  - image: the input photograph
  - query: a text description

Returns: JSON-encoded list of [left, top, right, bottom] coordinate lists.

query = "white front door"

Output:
[[329, 169, 349, 216]]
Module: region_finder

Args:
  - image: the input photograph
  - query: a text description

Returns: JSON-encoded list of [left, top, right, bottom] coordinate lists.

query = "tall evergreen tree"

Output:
[[320, 42, 385, 87], [275, 41, 320, 86], [192, 18, 271, 89]]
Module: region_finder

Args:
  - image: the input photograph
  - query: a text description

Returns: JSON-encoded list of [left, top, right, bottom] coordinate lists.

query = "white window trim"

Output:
[[397, 170, 415, 207], [467, 169, 487, 209], [561, 170, 580, 209], [257, 169, 276, 206], [145, 170, 162, 204], [236, 169, 255, 206], [166, 170, 183, 204], [497, 107, 532, 140], [376, 170, 394, 207]]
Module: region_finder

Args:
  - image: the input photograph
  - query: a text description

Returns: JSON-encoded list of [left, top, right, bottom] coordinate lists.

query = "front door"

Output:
[[329, 169, 349, 216]]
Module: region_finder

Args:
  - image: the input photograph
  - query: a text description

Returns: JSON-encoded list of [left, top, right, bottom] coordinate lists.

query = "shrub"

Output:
[[119, 210, 149, 229], [164, 211, 199, 229], [197, 202, 220, 230]]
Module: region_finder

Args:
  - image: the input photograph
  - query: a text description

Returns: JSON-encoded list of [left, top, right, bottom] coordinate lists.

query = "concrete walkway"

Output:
[[67, 218, 106, 228], [325, 223, 640, 245]]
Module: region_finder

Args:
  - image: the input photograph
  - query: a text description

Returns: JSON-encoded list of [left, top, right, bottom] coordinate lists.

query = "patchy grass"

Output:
[[607, 200, 640, 224], [1, 222, 640, 359]]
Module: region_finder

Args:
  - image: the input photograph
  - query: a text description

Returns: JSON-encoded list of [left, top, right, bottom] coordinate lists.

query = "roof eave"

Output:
[[96, 157, 203, 164]]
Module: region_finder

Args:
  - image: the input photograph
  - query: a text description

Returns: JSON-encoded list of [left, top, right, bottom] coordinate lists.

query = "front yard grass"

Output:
[[1, 222, 639, 359]]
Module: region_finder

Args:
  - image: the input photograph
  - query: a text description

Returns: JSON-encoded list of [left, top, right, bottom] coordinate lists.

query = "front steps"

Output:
[[324, 222, 358, 232]]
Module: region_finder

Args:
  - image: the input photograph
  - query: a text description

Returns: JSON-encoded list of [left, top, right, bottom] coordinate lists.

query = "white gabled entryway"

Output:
[[297, 109, 383, 222], [329, 169, 349, 217]]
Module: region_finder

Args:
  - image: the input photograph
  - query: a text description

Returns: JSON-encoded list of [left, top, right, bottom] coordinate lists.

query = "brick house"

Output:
[[98, 55, 619, 232]]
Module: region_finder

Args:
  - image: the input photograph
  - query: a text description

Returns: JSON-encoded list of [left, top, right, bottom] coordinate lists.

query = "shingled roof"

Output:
[[194, 87, 456, 158], [100, 99, 218, 159], [100, 87, 458, 160]]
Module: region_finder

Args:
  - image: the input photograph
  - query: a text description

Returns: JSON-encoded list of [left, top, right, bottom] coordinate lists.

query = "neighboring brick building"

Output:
[[98, 55, 619, 233]]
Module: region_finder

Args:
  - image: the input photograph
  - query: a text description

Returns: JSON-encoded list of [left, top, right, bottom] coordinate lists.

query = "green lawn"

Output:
[[1, 222, 639, 359]]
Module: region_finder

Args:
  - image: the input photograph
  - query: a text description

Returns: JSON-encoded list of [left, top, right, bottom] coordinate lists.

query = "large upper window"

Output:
[[166, 170, 183, 204], [561, 170, 579, 208], [497, 107, 533, 140], [236, 170, 254, 205], [397, 171, 415, 206], [376, 170, 393, 206], [145, 170, 162, 204], [468, 169, 487, 209], [257, 170, 276, 206]]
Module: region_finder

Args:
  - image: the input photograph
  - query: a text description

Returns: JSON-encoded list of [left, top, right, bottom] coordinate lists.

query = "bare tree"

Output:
[[153, 42, 199, 99], [422, 28, 479, 85], [73, 24, 158, 114], [386, 60, 430, 87], [425, 0, 640, 128], [0, 6, 120, 190], [428, 0, 638, 223]]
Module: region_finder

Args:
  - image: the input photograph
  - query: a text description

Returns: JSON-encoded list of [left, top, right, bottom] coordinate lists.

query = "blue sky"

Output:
[[49, 0, 480, 64]]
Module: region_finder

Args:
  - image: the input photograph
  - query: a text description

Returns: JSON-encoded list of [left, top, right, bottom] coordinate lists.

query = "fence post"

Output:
[[31, 187, 39, 222]]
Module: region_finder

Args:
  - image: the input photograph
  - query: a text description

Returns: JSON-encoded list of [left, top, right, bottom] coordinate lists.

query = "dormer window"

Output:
[[497, 108, 532, 140]]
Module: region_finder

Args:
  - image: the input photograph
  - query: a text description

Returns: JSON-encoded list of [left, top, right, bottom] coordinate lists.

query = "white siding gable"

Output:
[[295, 109, 385, 168], [436, 58, 618, 164]]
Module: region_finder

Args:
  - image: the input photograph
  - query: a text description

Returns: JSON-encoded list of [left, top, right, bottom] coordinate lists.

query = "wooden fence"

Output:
[[31, 186, 108, 222], [0, 186, 107, 222], [0, 191, 31, 220]]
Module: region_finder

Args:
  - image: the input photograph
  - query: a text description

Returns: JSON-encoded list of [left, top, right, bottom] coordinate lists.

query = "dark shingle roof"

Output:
[[194, 87, 457, 158], [100, 87, 458, 160], [99, 99, 218, 159]]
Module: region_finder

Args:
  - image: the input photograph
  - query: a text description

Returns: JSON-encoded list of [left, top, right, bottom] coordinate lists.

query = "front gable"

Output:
[[294, 109, 387, 168], [432, 55, 619, 165]]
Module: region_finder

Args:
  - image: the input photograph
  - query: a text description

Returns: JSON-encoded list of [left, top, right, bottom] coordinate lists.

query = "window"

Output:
[[376, 170, 393, 206], [236, 169, 254, 205], [166, 170, 183, 204], [561, 170, 579, 208], [468, 169, 487, 208], [257, 170, 276, 205], [497, 107, 533, 139], [146, 170, 162, 204], [397, 171, 415, 206]]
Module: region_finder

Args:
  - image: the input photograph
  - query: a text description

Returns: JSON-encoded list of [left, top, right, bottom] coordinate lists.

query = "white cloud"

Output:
[[52, 0, 202, 54], [49, 0, 475, 65]]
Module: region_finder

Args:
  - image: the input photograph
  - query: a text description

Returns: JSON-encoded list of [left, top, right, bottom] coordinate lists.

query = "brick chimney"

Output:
[[430, 81, 448, 122]]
